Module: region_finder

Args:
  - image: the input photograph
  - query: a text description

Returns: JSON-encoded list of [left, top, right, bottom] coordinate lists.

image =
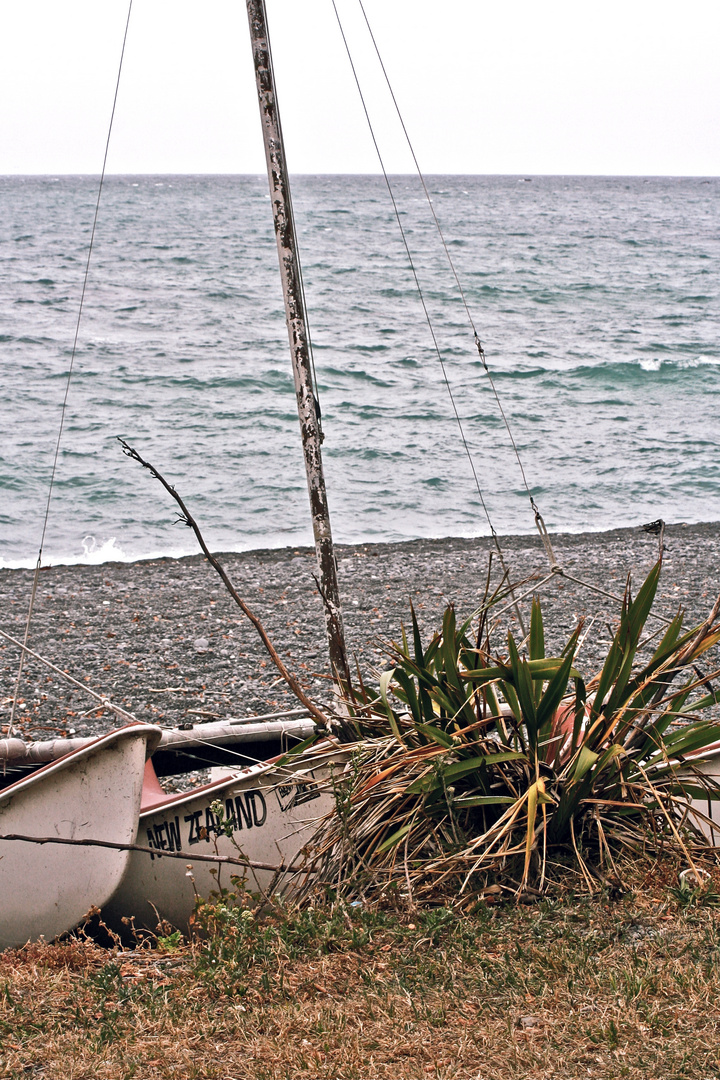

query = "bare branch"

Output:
[[118, 438, 330, 729], [0, 832, 303, 874]]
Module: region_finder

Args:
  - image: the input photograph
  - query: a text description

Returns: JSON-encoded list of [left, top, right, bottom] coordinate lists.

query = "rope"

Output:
[[8, 0, 134, 737], [1, 627, 138, 725], [0, 627, 331, 776], [552, 569, 673, 627], [481, 571, 558, 626], [487, 565, 673, 631], [532, 499, 561, 571], [356, 0, 478, 338], [0, 833, 303, 875], [353, 1, 677, 625]]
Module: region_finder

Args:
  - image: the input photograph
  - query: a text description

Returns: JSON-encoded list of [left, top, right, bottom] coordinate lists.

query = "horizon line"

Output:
[[2, 170, 719, 180]]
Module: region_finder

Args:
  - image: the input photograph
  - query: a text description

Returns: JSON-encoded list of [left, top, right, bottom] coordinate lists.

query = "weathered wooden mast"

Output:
[[246, 0, 350, 687]]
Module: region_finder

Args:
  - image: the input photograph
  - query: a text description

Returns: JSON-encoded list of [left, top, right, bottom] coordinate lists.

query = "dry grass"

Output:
[[2, 862, 720, 1079]]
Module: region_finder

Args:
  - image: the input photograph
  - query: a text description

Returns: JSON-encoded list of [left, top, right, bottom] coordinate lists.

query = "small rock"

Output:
[[193, 637, 210, 652]]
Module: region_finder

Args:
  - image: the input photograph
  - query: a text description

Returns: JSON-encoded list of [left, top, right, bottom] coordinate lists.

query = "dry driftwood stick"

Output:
[[118, 438, 330, 729], [0, 832, 303, 874]]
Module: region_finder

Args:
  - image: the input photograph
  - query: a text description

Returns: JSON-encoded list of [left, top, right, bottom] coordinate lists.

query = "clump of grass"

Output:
[[307, 560, 720, 903], [191, 892, 385, 996]]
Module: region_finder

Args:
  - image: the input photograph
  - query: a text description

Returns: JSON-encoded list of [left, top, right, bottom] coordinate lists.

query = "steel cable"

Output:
[[9, 1, 135, 736]]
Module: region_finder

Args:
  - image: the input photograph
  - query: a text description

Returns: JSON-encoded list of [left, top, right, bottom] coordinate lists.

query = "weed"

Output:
[[156, 930, 184, 952]]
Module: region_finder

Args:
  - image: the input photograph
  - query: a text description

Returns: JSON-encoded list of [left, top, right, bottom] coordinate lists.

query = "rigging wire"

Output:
[[1, 627, 332, 780], [354, 0, 557, 566], [8, 0, 135, 737], [329, 0, 526, 634], [338, 11, 679, 626], [350, 2, 688, 623], [329, 5, 497, 542], [334, 2, 677, 630], [356, 0, 476, 338]]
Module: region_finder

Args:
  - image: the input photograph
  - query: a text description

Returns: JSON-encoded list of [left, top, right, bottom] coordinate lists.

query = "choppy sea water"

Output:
[[1, 174, 718, 568]]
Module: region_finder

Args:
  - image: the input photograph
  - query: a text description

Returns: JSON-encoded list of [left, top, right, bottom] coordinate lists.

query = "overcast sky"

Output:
[[1, 0, 718, 176]]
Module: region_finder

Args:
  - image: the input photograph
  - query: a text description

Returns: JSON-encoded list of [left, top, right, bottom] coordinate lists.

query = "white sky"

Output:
[[0, 0, 718, 176]]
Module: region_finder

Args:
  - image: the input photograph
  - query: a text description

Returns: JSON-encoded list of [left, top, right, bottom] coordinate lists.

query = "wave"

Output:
[[0, 535, 199, 570], [488, 354, 720, 380]]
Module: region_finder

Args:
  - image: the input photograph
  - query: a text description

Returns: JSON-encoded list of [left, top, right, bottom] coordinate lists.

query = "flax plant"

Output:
[[306, 562, 720, 902]]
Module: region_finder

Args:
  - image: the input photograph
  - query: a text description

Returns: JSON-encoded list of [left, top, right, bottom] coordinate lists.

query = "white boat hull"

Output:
[[105, 746, 347, 932], [682, 748, 720, 846], [0, 724, 161, 950]]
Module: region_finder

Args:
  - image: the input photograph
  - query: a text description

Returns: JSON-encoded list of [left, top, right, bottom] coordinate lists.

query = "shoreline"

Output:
[[4, 517, 720, 572], [1, 521, 719, 743]]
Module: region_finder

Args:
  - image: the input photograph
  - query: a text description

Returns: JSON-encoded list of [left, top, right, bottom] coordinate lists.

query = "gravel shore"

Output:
[[2, 522, 719, 743]]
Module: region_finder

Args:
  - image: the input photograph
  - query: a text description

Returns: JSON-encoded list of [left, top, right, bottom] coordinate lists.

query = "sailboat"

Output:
[[8, 4, 718, 941], [2, 0, 353, 939], [102, 0, 358, 933]]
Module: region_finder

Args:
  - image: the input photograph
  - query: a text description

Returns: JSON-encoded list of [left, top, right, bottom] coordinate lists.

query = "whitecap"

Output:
[[678, 354, 720, 369], [0, 537, 198, 570], [638, 357, 662, 372]]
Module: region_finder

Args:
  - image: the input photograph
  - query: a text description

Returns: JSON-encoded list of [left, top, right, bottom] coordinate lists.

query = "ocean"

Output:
[[1, 173, 718, 568]]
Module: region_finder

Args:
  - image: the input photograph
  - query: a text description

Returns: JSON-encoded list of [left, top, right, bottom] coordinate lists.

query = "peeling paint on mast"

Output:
[[246, 0, 350, 687]]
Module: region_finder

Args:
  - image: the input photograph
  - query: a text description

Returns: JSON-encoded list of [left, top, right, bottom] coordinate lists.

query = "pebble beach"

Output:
[[1, 522, 719, 745]]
